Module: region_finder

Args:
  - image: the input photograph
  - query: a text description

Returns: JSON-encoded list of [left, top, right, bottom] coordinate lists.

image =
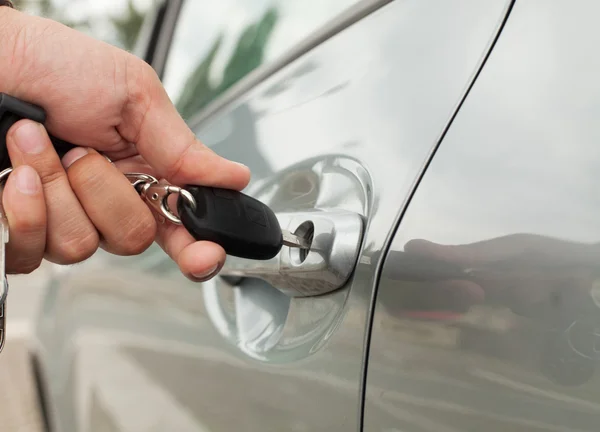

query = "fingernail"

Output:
[[14, 166, 41, 195], [234, 161, 249, 170], [192, 264, 220, 281], [62, 147, 89, 169], [13, 122, 47, 155]]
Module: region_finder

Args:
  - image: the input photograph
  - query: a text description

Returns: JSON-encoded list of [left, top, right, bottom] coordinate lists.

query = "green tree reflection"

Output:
[[176, 7, 279, 120]]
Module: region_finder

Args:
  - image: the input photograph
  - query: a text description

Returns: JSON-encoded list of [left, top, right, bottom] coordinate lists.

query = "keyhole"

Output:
[[291, 221, 314, 265]]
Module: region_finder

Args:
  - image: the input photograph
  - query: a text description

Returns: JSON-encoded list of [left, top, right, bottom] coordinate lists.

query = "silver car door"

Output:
[[365, 0, 600, 431], [33, 1, 510, 431]]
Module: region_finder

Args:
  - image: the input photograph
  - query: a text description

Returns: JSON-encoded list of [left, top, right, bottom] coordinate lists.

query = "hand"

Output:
[[0, 8, 250, 280]]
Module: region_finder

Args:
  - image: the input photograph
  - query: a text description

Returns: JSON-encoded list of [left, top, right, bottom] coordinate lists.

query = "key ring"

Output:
[[126, 172, 196, 225], [125, 172, 158, 193], [0, 167, 13, 182], [142, 182, 197, 225], [0, 167, 12, 306], [105, 155, 198, 225]]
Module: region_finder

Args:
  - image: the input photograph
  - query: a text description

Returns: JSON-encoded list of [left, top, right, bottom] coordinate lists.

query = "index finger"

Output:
[[119, 64, 250, 190]]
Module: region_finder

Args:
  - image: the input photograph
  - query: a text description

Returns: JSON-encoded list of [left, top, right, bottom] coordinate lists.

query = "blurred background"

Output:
[[12, 0, 155, 50], [2, 2, 155, 431]]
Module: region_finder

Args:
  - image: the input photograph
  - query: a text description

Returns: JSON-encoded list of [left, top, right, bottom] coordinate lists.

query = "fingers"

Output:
[[62, 147, 157, 256], [7, 120, 99, 264], [118, 62, 251, 190], [154, 222, 225, 282], [3, 166, 46, 274]]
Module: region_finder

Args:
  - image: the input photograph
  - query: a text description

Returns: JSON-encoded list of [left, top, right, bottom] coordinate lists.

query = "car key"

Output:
[[176, 185, 310, 260], [0, 93, 76, 171]]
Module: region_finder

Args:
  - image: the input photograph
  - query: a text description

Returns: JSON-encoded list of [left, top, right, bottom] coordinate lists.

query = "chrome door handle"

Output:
[[219, 210, 364, 297]]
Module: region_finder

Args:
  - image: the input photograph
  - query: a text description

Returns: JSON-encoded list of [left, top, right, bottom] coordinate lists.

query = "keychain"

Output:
[[125, 172, 309, 259]]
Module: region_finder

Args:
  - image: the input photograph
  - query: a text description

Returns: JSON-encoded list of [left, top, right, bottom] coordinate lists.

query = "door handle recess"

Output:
[[219, 210, 364, 297]]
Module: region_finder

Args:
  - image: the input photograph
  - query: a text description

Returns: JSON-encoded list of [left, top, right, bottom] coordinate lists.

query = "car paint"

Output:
[[160, 0, 364, 121], [32, 1, 510, 431], [365, 0, 600, 431]]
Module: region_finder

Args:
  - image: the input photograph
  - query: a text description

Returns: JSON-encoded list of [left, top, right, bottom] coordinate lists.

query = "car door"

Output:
[[364, 0, 600, 431], [32, 1, 510, 431]]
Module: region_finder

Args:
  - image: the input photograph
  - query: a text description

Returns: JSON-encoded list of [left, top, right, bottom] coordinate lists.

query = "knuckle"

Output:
[[6, 242, 44, 275], [13, 259, 41, 275], [68, 155, 105, 190], [126, 56, 157, 106], [127, 56, 159, 96], [39, 168, 67, 191], [165, 139, 194, 183], [117, 214, 156, 255], [121, 55, 159, 141], [52, 229, 99, 264], [10, 213, 44, 237]]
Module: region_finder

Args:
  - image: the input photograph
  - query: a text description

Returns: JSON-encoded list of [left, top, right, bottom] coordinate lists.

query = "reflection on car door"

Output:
[[33, 1, 511, 431], [365, 1, 600, 431]]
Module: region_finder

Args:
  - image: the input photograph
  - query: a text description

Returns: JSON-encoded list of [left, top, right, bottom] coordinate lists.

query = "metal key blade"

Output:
[[282, 230, 310, 250]]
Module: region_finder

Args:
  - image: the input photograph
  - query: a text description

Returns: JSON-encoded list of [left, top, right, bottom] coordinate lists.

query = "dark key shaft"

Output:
[[0, 93, 76, 171], [177, 185, 298, 260]]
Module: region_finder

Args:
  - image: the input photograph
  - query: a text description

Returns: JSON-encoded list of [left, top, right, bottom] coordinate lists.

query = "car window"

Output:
[[162, 0, 359, 120]]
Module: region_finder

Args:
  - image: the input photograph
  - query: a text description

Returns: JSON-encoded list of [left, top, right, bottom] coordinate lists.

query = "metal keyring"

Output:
[[0, 167, 12, 306], [125, 172, 159, 193], [142, 183, 196, 225], [0, 277, 8, 306], [0, 167, 13, 183]]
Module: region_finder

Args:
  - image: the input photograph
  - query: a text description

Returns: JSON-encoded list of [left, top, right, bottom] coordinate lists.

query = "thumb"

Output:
[[119, 66, 251, 190]]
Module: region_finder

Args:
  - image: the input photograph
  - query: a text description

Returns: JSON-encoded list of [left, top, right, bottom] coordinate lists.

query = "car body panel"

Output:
[[33, 1, 509, 431], [160, 0, 365, 120], [365, 0, 600, 431]]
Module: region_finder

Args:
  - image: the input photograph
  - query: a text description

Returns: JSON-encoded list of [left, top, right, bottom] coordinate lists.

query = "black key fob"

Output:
[[177, 185, 284, 260], [0, 93, 76, 171]]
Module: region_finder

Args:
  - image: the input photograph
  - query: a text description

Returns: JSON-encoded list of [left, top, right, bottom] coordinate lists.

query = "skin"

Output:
[[0, 7, 250, 280]]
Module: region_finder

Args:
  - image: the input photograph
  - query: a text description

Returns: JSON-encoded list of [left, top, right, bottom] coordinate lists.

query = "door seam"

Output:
[[357, 0, 517, 430]]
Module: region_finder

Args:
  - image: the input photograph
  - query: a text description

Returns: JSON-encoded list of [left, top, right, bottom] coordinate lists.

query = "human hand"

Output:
[[0, 8, 250, 279]]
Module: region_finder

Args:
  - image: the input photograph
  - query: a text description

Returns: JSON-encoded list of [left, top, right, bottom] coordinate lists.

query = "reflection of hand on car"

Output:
[[400, 234, 600, 320], [400, 234, 600, 386]]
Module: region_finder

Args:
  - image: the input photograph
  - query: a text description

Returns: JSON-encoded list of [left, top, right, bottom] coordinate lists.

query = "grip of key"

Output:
[[177, 185, 284, 260], [0, 93, 76, 171]]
